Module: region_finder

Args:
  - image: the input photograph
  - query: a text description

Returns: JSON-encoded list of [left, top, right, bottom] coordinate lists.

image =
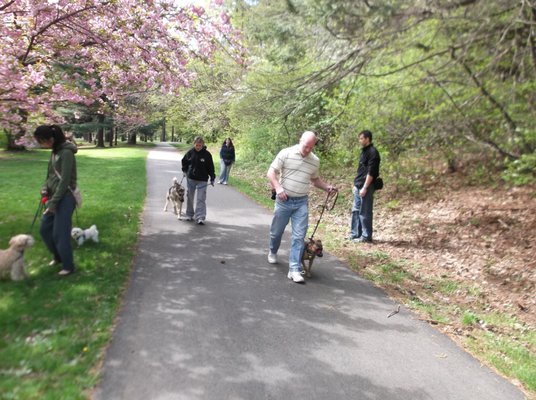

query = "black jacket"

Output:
[[181, 146, 215, 182], [219, 145, 235, 164], [354, 143, 381, 188]]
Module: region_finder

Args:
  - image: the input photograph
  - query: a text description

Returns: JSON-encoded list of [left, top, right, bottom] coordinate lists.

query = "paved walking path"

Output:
[[93, 143, 525, 400]]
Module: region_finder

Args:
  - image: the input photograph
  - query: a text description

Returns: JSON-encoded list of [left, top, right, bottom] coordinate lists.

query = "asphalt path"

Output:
[[93, 143, 525, 400]]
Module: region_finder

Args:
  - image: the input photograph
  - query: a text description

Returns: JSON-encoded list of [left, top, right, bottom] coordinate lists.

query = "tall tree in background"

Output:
[[219, 0, 535, 175], [0, 0, 240, 148]]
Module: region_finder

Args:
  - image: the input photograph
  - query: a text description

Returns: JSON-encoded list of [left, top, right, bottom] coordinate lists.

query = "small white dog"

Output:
[[163, 177, 185, 219], [71, 225, 99, 246], [0, 234, 35, 281]]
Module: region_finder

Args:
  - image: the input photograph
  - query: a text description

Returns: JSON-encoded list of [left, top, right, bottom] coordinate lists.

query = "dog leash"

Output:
[[309, 190, 338, 240], [30, 196, 80, 233], [30, 198, 45, 234]]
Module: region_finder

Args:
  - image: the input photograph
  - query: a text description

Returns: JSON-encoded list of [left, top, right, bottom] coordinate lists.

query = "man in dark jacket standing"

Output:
[[348, 130, 381, 243], [181, 136, 215, 225]]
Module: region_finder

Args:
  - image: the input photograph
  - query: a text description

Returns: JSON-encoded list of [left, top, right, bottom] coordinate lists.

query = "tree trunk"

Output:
[[127, 132, 137, 145], [96, 114, 105, 148], [6, 133, 25, 150], [529, 5, 536, 74]]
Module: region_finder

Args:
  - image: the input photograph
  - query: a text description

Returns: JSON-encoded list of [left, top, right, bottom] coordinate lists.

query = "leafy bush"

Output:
[[502, 153, 536, 186]]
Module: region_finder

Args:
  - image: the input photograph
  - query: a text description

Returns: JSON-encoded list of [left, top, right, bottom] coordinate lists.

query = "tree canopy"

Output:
[[2, 0, 535, 182], [0, 0, 239, 138]]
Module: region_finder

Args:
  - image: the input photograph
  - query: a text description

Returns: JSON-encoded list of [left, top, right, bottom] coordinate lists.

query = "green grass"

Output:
[[223, 160, 274, 210], [462, 311, 480, 326], [467, 327, 536, 393], [0, 146, 147, 399]]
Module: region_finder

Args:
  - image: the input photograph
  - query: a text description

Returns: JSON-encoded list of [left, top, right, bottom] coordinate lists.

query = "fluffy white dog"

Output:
[[71, 225, 99, 246], [0, 234, 35, 281]]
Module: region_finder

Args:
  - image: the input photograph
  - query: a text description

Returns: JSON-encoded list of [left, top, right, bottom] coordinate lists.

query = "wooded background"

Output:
[[2, 0, 535, 184], [170, 0, 536, 185]]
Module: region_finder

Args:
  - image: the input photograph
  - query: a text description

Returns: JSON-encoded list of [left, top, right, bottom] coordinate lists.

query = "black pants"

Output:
[[40, 193, 76, 271]]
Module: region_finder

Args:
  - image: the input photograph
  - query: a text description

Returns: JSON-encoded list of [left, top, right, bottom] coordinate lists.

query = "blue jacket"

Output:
[[220, 145, 235, 165]]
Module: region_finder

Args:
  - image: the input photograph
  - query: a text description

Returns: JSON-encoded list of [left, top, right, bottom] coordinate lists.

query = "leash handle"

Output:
[[325, 190, 338, 211], [30, 199, 44, 234]]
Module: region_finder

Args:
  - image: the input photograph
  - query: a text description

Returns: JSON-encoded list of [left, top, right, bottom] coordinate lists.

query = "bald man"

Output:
[[267, 131, 337, 283]]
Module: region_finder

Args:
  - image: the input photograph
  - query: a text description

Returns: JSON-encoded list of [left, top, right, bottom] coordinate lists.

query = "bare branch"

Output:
[[21, 4, 100, 65], [454, 51, 518, 135], [0, 0, 16, 12]]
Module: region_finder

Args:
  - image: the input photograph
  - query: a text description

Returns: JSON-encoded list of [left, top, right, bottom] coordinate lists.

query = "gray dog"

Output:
[[163, 177, 185, 219]]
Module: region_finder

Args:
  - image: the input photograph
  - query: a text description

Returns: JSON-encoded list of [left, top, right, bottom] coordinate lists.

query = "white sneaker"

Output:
[[267, 252, 278, 264], [287, 271, 305, 283], [196, 219, 205, 225]]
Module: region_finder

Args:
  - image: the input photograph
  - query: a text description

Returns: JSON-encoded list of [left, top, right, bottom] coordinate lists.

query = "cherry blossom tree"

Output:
[[0, 0, 239, 147]]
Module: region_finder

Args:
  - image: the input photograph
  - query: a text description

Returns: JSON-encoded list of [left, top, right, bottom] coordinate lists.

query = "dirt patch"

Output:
[[309, 177, 535, 327], [370, 185, 536, 327]]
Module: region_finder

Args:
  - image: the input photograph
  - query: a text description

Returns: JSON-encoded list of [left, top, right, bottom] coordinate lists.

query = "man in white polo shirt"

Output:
[[267, 131, 338, 283]]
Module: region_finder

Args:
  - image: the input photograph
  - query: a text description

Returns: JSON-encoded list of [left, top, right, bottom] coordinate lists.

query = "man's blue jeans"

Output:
[[351, 186, 375, 240], [269, 196, 308, 272]]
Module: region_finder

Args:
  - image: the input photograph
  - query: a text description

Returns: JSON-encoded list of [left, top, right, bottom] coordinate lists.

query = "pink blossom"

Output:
[[0, 0, 242, 133]]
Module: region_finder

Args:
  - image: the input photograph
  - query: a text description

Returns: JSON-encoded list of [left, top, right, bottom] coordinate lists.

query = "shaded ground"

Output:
[[238, 163, 534, 330], [306, 175, 535, 395], [94, 145, 525, 400]]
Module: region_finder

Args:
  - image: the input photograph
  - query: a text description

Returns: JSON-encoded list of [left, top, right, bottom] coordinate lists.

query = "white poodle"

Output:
[[0, 234, 35, 281], [71, 225, 99, 246]]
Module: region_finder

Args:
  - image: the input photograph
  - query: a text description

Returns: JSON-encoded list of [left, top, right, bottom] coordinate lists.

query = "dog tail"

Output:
[[92, 225, 99, 242]]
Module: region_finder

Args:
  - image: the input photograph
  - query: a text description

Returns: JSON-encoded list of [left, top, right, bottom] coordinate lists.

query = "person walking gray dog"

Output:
[[181, 136, 215, 225]]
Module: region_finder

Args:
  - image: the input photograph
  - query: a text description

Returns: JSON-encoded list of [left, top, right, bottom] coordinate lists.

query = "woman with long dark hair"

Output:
[[218, 137, 235, 185], [34, 125, 78, 276]]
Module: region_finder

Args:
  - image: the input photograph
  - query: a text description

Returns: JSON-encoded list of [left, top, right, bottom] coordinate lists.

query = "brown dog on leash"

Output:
[[301, 238, 323, 278]]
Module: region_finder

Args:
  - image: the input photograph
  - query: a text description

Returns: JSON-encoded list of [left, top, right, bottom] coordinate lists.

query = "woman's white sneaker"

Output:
[[287, 271, 305, 283]]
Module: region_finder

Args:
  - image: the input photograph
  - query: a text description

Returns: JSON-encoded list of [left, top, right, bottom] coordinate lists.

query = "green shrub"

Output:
[[502, 153, 536, 186]]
